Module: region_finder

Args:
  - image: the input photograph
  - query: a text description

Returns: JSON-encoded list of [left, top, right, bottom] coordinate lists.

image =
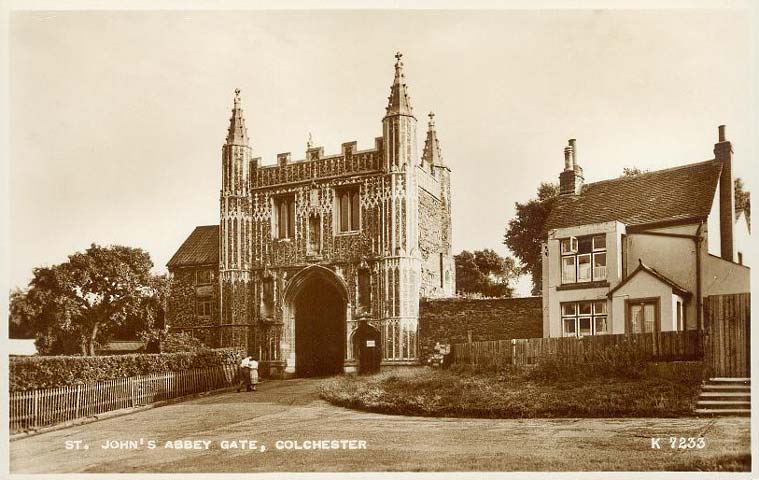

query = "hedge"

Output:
[[9, 348, 243, 392]]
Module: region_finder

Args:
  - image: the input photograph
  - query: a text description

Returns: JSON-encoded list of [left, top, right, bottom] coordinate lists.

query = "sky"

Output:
[[7, 7, 756, 297]]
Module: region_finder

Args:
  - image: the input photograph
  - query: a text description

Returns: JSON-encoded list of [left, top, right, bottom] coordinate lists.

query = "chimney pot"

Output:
[[563, 146, 573, 171], [568, 139, 577, 166], [718, 125, 726, 142]]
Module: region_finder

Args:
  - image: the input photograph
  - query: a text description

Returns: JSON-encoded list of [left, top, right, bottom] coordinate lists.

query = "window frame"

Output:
[[560, 300, 609, 337], [624, 297, 661, 334], [559, 233, 608, 284], [273, 194, 296, 240], [335, 185, 361, 234], [196, 298, 213, 319], [195, 269, 212, 285]]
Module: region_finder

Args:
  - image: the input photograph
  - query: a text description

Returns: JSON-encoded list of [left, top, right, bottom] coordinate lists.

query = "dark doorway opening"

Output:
[[353, 321, 382, 375], [294, 279, 345, 377]]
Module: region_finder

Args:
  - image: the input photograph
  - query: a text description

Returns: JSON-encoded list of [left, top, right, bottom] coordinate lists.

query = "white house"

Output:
[[541, 126, 750, 338]]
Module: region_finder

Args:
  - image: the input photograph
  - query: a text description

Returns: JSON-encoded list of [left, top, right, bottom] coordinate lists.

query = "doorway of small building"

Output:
[[294, 278, 346, 377], [352, 321, 382, 375]]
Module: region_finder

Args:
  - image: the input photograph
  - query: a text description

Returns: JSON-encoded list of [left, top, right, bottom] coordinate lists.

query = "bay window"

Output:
[[560, 234, 607, 284]]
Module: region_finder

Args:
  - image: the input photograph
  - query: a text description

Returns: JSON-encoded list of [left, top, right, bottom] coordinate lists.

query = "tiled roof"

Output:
[[546, 159, 723, 230], [608, 260, 691, 298], [167, 225, 219, 268]]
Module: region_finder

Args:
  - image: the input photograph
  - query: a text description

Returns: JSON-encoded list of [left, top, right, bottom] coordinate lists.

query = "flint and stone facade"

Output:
[[167, 54, 454, 377]]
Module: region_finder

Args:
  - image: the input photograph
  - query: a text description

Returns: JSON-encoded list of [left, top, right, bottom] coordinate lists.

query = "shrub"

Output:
[[524, 355, 578, 383], [9, 348, 243, 392], [525, 340, 650, 383]]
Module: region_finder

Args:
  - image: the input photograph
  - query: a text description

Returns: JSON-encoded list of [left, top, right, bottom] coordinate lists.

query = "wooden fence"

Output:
[[703, 293, 750, 378], [453, 330, 704, 367], [10, 364, 237, 434]]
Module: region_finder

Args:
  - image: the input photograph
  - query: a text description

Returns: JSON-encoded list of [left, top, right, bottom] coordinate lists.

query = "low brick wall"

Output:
[[418, 297, 543, 364]]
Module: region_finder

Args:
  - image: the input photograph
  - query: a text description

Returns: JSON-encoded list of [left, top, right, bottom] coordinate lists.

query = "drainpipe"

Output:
[[695, 222, 703, 332]]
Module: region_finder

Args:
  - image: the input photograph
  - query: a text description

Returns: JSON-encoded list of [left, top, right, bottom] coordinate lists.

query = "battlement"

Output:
[[250, 137, 385, 188]]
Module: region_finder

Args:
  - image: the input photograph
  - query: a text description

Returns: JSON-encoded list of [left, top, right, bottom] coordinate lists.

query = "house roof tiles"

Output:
[[546, 159, 723, 230], [166, 225, 219, 268]]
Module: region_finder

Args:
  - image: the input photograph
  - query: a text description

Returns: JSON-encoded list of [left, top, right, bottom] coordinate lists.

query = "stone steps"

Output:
[[694, 378, 750, 417]]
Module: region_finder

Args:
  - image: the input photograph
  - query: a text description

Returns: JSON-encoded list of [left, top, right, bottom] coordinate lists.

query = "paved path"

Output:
[[10, 378, 750, 473]]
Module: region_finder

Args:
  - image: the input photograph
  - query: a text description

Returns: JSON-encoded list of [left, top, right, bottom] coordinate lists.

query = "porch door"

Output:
[[627, 298, 660, 333]]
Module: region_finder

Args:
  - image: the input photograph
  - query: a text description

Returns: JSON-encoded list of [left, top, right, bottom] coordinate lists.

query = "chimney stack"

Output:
[[559, 138, 584, 196], [714, 124, 735, 262]]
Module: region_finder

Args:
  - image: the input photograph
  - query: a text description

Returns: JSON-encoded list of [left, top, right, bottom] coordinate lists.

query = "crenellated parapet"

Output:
[[250, 138, 384, 189]]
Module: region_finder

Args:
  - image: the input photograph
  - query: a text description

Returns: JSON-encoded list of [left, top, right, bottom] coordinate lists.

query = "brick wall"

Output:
[[418, 297, 543, 363]]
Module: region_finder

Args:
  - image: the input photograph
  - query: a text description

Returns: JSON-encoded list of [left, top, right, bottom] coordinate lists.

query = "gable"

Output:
[[547, 159, 723, 230], [608, 262, 690, 299]]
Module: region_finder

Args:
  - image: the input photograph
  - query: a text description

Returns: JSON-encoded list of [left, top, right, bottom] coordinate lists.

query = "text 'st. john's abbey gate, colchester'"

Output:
[[166, 53, 454, 377]]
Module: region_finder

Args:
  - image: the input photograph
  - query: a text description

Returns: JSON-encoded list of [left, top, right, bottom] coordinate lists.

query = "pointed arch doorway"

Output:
[[284, 266, 347, 377]]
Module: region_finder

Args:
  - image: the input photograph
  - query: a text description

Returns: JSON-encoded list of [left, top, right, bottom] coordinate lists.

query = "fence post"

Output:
[[32, 390, 39, 429], [74, 384, 81, 419]]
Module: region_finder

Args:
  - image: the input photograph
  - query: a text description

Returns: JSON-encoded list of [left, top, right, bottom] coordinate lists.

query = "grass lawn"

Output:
[[669, 454, 751, 472], [320, 361, 705, 418]]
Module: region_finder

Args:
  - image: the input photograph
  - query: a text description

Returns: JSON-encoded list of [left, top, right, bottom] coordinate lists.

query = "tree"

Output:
[[454, 249, 519, 297], [620, 167, 649, 177], [503, 182, 559, 295], [24, 244, 155, 356], [9, 288, 35, 339], [735, 177, 750, 226]]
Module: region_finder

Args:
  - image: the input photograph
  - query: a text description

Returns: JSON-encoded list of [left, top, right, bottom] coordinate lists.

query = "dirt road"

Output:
[[9, 378, 750, 473]]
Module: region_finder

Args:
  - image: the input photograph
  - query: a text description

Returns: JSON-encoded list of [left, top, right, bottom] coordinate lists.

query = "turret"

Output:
[[220, 89, 252, 272], [382, 52, 417, 171]]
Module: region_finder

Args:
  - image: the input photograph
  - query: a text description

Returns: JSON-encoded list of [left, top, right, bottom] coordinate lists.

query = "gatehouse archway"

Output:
[[283, 266, 348, 377]]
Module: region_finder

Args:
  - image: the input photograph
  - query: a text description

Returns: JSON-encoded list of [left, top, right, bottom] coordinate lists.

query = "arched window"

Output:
[[308, 215, 321, 254], [261, 276, 275, 318], [274, 195, 295, 239], [336, 186, 360, 233]]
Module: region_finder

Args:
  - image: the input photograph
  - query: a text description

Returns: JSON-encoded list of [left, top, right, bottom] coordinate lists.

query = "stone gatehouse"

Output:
[[166, 53, 454, 377]]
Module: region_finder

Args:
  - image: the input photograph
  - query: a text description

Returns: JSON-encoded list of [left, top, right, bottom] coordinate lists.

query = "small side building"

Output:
[[165, 225, 220, 347], [541, 126, 750, 338]]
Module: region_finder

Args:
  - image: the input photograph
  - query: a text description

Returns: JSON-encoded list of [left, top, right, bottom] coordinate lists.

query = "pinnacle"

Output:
[[422, 112, 443, 166], [226, 88, 249, 146], [385, 52, 413, 117]]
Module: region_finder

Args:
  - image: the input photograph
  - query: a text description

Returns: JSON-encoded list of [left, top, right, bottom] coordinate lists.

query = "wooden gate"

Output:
[[703, 293, 750, 377]]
